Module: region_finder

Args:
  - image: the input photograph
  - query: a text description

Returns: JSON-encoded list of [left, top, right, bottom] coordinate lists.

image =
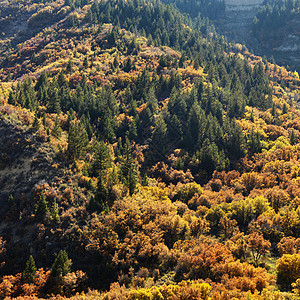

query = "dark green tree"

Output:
[[290, 129, 297, 145], [178, 53, 185, 67], [35, 70, 48, 91], [248, 128, 262, 154], [120, 138, 137, 196], [66, 59, 74, 73], [52, 115, 62, 138], [32, 114, 40, 131], [67, 121, 89, 161], [91, 142, 113, 210], [92, 142, 112, 177], [50, 199, 60, 223], [51, 250, 71, 277], [35, 192, 49, 221], [113, 55, 119, 68], [83, 56, 89, 68], [23, 255, 37, 283], [48, 88, 61, 114], [122, 57, 133, 72], [8, 90, 16, 105]]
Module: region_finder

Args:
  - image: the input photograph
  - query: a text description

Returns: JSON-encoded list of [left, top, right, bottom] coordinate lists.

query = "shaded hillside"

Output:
[[0, 106, 58, 203]]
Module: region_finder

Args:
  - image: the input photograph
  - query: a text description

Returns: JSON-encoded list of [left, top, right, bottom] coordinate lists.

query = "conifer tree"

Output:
[[85, 8, 93, 23], [128, 120, 138, 140], [178, 53, 185, 68], [32, 114, 40, 131], [48, 88, 61, 114], [92, 142, 112, 177], [8, 90, 16, 105], [248, 128, 262, 154], [93, 175, 109, 211], [83, 56, 89, 68], [120, 138, 137, 196], [57, 71, 67, 87], [141, 173, 149, 186], [23, 255, 37, 283], [52, 115, 62, 138], [290, 129, 296, 145], [146, 86, 158, 113], [35, 70, 48, 91], [51, 250, 71, 277], [282, 103, 288, 114], [67, 108, 75, 125], [151, 114, 168, 156], [113, 55, 119, 69], [50, 199, 60, 223], [91, 142, 112, 210], [123, 57, 133, 72], [35, 191, 49, 221], [67, 121, 89, 161], [66, 59, 73, 73]]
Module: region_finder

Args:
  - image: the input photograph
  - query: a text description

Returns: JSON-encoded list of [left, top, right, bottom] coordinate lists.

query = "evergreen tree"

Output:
[[113, 55, 119, 68], [179, 53, 185, 67], [200, 138, 222, 174], [67, 121, 89, 161], [35, 192, 49, 221], [51, 250, 71, 277], [8, 90, 16, 105], [290, 129, 297, 145], [120, 138, 137, 196], [50, 199, 60, 223], [83, 56, 89, 68], [22, 255, 37, 283], [146, 86, 158, 113], [248, 128, 262, 154], [151, 114, 168, 156], [67, 108, 75, 125], [141, 173, 149, 186], [92, 175, 109, 211], [122, 57, 133, 72], [35, 70, 48, 91], [52, 115, 62, 138], [32, 114, 40, 131], [282, 103, 288, 114], [48, 88, 61, 114], [66, 59, 74, 73], [92, 142, 112, 177], [57, 71, 67, 87]]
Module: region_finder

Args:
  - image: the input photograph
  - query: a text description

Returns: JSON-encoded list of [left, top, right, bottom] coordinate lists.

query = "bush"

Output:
[[172, 183, 203, 203], [277, 253, 300, 288]]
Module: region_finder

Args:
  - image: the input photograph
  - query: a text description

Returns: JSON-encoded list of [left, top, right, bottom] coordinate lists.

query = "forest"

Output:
[[0, 0, 300, 299]]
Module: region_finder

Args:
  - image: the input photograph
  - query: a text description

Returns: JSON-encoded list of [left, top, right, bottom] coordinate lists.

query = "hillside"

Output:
[[0, 0, 300, 299]]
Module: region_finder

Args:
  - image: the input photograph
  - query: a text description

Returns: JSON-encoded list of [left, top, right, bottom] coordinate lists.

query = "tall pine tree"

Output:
[[120, 138, 137, 196], [23, 255, 37, 283]]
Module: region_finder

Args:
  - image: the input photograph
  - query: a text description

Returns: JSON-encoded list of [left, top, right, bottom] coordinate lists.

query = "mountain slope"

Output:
[[0, 0, 300, 299]]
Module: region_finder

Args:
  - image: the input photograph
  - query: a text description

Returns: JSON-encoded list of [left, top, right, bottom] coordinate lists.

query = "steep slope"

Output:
[[0, 106, 58, 202]]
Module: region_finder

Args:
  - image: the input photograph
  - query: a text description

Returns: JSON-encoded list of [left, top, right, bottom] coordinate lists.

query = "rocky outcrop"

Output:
[[220, 1, 300, 70], [225, 0, 264, 11]]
